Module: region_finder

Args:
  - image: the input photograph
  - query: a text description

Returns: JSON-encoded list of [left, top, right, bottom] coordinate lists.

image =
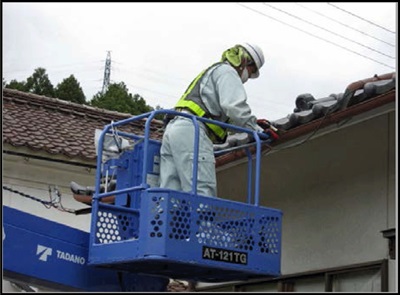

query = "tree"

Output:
[[154, 104, 166, 121], [55, 75, 86, 104], [25, 67, 55, 97], [132, 93, 153, 114], [5, 79, 27, 91], [90, 82, 153, 115]]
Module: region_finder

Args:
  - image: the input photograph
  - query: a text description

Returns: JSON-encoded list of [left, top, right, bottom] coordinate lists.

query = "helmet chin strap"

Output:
[[240, 67, 249, 83]]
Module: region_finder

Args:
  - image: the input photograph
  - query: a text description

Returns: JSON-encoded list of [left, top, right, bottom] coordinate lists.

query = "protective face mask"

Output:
[[240, 67, 249, 84]]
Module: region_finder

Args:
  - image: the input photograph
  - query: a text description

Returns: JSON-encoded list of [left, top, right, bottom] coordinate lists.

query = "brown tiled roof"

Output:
[[2, 89, 164, 161], [3, 71, 396, 167]]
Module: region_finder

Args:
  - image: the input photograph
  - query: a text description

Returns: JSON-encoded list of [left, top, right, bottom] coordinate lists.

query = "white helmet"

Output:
[[240, 43, 265, 78]]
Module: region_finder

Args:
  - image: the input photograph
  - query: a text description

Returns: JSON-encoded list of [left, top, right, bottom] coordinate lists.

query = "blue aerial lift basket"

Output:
[[88, 110, 282, 282]]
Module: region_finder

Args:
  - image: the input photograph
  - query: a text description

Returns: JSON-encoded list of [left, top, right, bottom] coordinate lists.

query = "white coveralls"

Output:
[[159, 62, 263, 197]]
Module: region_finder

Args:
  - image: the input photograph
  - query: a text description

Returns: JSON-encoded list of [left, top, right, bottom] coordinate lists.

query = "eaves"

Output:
[[216, 89, 395, 169]]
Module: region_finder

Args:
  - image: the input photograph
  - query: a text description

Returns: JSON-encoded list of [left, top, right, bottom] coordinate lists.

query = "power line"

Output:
[[106, 62, 296, 112], [113, 64, 188, 86], [3, 60, 102, 75], [238, 3, 395, 70], [263, 3, 395, 59], [124, 82, 179, 101], [327, 2, 396, 34], [48, 67, 103, 76], [295, 3, 395, 47]]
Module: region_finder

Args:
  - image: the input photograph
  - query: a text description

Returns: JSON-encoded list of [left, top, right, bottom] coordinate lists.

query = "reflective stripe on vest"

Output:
[[175, 62, 227, 143]]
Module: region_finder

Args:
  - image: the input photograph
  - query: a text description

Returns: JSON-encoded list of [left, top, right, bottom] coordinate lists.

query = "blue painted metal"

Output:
[[3, 206, 169, 291], [89, 110, 283, 282], [89, 189, 282, 282]]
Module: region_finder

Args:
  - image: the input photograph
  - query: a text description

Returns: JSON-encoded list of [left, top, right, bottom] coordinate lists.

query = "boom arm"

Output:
[[3, 206, 169, 292]]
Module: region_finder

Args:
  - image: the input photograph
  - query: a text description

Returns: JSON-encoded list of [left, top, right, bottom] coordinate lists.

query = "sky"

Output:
[[2, 2, 397, 121]]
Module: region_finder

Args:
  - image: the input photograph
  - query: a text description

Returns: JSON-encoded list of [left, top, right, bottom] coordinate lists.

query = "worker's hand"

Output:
[[257, 119, 272, 130], [263, 128, 280, 141], [258, 118, 280, 137], [257, 118, 279, 132]]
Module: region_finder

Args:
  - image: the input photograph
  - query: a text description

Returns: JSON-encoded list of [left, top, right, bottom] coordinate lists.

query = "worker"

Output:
[[159, 42, 270, 197]]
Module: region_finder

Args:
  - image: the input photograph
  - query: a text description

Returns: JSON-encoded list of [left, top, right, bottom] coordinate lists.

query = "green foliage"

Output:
[[5, 67, 159, 116], [25, 67, 55, 97], [154, 105, 166, 120], [90, 82, 153, 115], [55, 75, 86, 104], [5, 79, 27, 91], [132, 93, 153, 114]]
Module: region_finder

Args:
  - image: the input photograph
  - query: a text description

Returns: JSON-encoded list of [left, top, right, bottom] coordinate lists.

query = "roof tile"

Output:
[[271, 72, 395, 130], [3, 72, 396, 165], [3, 89, 163, 161]]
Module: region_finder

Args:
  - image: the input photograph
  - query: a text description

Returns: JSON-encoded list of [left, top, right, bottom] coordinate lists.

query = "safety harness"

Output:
[[175, 62, 228, 143]]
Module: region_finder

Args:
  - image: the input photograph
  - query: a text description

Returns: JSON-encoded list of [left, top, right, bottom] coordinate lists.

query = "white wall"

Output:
[[2, 152, 96, 232], [217, 111, 395, 275], [3, 153, 98, 292]]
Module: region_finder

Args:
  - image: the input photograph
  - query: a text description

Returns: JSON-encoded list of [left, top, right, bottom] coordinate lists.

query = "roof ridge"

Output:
[[2, 88, 136, 120]]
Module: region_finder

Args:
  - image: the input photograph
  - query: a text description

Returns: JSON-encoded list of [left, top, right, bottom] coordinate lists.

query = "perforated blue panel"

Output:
[[94, 209, 139, 243], [89, 189, 282, 282]]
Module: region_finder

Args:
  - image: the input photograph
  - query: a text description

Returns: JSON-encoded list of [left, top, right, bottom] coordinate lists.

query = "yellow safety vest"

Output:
[[175, 63, 228, 143]]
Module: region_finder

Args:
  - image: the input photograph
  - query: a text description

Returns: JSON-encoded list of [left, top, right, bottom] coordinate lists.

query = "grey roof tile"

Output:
[[272, 72, 396, 131]]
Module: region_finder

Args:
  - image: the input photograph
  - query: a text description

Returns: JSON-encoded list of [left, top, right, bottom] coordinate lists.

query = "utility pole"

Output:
[[102, 51, 111, 94]]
